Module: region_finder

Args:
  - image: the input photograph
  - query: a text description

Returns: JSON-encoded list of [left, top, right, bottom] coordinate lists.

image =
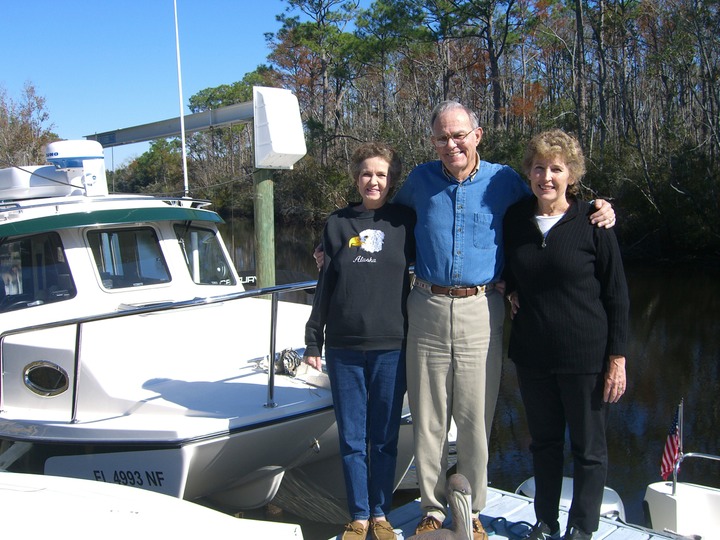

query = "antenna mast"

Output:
[[173, 0, 190, 197]]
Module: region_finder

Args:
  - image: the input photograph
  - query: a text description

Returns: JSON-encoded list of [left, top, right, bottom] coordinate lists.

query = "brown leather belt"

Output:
[[414, 278, 494, 297]]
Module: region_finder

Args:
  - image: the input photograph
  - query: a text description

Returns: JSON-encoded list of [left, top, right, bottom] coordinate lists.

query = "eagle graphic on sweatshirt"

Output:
[[348, 229, 385, 253]]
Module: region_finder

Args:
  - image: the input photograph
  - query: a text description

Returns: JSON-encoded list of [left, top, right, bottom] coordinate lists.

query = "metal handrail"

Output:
[[672, 451, 720, 495], [0, 280, 318, 418], [0, 193, 213, 215]]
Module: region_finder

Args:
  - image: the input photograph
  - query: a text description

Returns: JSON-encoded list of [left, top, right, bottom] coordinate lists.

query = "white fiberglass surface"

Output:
[[0, 297, 330, 436], [0, 471, 304, 538]]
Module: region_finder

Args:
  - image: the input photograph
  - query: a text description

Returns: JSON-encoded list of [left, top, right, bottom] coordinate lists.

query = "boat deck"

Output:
[[328, 487, 674, 540]]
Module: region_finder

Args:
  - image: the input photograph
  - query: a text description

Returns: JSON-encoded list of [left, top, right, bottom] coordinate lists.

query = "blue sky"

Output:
[[1, 1, 316, 168]]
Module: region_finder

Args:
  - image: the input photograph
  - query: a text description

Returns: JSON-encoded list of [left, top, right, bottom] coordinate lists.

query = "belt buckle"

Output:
[[447, 286, 468, 298]]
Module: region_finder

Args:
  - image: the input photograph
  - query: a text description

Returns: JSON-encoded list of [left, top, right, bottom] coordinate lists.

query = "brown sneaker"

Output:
[[472, 518, 488, 540], [415, 515, 442, 535], [370, 519, 396, 540], [341, 520, 369, 540]]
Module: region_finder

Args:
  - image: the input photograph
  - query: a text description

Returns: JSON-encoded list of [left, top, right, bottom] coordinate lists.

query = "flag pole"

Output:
[[672, 398, 684, 494], [678, 398, 684, 456]]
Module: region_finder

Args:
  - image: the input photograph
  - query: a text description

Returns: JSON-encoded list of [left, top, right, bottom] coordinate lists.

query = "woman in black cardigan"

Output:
[[503, 130, 629, 540]]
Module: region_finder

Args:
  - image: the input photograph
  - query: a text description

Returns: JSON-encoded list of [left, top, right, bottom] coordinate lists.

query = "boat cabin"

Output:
[[0, 140, 239, 316]]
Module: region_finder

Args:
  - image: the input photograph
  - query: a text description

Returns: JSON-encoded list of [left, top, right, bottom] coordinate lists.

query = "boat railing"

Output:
[[0, 280, 319, 419], [672, 451, 720, 495], [0, 193, 213, 215]]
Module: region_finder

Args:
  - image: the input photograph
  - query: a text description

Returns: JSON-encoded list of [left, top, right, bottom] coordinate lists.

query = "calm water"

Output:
[[220, 219, 720, 537]]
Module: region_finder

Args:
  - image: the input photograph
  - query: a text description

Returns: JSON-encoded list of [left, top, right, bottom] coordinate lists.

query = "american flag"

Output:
[[660, 405, 680, 480]]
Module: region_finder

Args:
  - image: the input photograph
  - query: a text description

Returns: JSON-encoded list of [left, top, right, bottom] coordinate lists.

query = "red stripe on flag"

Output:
[[660, 407, 680, 480]]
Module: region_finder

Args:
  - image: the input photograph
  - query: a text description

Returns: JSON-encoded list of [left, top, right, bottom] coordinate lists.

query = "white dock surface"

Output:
[[328, 487, 674, 540]]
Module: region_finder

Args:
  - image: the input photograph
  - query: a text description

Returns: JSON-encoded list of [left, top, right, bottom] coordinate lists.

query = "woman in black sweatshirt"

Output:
[[304, 142, 415, 540]]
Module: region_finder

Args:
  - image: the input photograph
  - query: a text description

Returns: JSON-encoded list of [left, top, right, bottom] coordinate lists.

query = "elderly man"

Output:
[[393, 101, 615, 539]]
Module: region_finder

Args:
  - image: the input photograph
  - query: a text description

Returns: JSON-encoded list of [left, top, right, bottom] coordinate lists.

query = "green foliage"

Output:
[[274, 155, 351, 223], [478, 129, 527, 171], [111, 139, 184, 195], [0, 83, 57, 167], [16, 0, 720, 260], [656, 145, 720, 254], [189, 68, 279, 112]]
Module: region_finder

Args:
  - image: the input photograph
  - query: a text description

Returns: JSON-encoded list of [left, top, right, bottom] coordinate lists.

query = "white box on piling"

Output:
[[253, 86, 307, 170]]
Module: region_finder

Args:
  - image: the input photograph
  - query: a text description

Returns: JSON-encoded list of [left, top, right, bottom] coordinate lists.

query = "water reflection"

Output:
[[222, 219, 720, 526], [219, 219, 321, 287]]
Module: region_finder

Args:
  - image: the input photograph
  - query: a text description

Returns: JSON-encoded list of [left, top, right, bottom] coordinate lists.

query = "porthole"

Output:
[[23, 361, 70, 397]]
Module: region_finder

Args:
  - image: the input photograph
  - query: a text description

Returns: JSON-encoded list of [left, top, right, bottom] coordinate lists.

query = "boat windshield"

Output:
[[0, 232, 77, 312], [174, 224, 236, 286], [88, 228, 172, 289]]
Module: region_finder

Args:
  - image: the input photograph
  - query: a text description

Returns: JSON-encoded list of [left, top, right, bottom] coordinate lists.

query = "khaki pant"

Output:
[[406, 285, 505, 517]]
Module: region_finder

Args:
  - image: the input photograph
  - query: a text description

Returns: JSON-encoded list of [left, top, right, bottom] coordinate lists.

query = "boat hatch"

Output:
[[0, 231, 77, 313], [1, 326, 78, 420]]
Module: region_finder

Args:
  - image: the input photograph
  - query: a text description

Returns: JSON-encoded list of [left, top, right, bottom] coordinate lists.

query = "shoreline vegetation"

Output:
[[222, 209, 720, 267], [220, 213, 720, 274], [4, 0, 719, 262]]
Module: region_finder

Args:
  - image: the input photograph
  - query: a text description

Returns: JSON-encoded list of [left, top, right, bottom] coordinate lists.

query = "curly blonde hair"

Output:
[[522, 130, 586, 195]]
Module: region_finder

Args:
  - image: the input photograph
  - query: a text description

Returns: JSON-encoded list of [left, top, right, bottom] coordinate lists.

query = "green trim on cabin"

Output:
[[0, 206, 224, 237]]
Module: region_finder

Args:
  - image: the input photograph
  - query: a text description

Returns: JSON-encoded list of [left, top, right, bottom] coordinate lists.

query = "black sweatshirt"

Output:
[[304, 203, 416, 356], [503, 197, 629, 374]]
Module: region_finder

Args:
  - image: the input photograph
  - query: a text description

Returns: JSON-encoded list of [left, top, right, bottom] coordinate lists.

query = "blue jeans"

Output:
[[326, 348, 407, 521]]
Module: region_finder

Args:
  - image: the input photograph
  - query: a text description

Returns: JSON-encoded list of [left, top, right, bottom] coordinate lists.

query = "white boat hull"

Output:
[[644, 481, 720, 539], [0, 297, 343, 510], [0, 471, 304, 539], [1, 407, 337, 507]]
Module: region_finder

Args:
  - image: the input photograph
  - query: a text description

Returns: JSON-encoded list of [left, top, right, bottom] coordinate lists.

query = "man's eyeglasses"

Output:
[[431, 130, 476, 147]]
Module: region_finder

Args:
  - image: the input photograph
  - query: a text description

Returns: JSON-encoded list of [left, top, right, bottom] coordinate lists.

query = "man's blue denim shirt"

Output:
[[394, 158, 529, 287]]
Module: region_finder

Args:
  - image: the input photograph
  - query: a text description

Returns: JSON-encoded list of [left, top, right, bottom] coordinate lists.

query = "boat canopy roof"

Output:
[[0, 204, 223, 237]]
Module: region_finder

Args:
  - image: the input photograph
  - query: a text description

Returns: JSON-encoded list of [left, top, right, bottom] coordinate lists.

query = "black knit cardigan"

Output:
[[502, 196, 629, 374]]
